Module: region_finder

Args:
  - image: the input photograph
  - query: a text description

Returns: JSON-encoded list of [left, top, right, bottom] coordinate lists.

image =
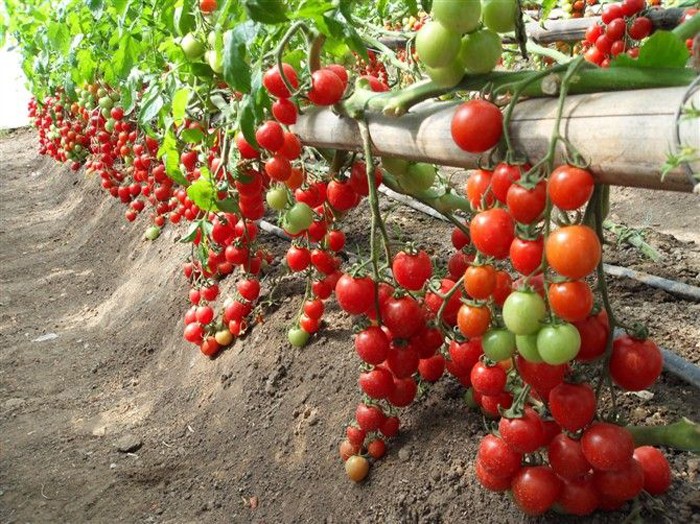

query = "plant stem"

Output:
[[674, 12, 700, 41], [626, 418, 700, 452]]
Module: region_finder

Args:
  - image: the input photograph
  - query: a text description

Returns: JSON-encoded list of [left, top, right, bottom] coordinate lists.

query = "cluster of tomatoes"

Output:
[[582, 0, 655, 66], [562, 0, 599, 19], [29, 93, 90, 171], [478, 418, 671, 515]]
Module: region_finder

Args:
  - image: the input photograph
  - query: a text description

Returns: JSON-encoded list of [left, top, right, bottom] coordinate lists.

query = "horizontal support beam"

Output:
[[294, 87, 698, 192]]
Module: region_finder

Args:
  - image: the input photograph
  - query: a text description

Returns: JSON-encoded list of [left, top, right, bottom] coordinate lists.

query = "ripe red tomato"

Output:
[[470, 208, 514, 259], [558, 476, 599, 516], [506, 180, 546, 224], [392, 250, 432, 291], [355, 403, 385, 431], [601, 2, 623, 24], [451, 100, 503, 153], [265, 155, 292, 182], [465, 169, 494, 210], [464, 264, 496, 300], [286, 245, 310, 272], [581, 422, 634, 472], [348, 161, 382, 196], [451, 225, 470, 249], [200, 0, 217, 13], [457, 304, 491, 338], [498, 406, 545, 454], [549, 382, 596, 432], [263, 63, 299, 98], [278, 131, 302, 160], [475, 459, 513, 491], [386, 343, 420, 378], [633, 446, 671, 495], [354, 326, 390, 365], [548, 165, 595, 210], [628, 16, 652, 40], [359, 367, 394, 399], [593, 458, 645, 502], [609, 335, 663, 391], [548, 280, 593, 322], [548, 433, 592, 480], [470, 361, 507, 396], [573, 310, 609, 362], [271, 98, 297, 125], [367, 438, 386, 459], [418, 354, 445, 382], [509, 236, 543, 276], [387, 376, 417, 407], [491, 162, 525, 203], [380, 416, 400, 437], [255, 120, 285, 152], [511, 466, 562, 516], [308, 69, 345, 106], [335, 274, 374, 315], [516, 356, 568, 397], [545, 225, 601, 279], [327, 179, 359, 211], [381, 295, 425, 339], [477, 434, 522, 478]]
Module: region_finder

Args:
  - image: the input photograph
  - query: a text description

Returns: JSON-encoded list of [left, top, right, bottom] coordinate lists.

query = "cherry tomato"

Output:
[[451, 100, 503, 153], [545, 225, 601, 279], [457, 304, 491, 338], [549, 382, 596, 432], [548, 165, 595, 210], [511, 466, 562, 516], [506, 180, 546, 224], [470, 208, 514, 259], [502, 290, 546, 335], [345, 455, 370, 482], [464, 264, 497, 299], [548, 433, 592, 480], [609, 335, 663, 391], [392, 250, 432, 291], [477, 434, 522, 478], [633, 446, 672, 495], [509, 236, 543, 276], [498, 406, 545, 454], [581, 422, 634, 472], [548, 280, 594, 322]]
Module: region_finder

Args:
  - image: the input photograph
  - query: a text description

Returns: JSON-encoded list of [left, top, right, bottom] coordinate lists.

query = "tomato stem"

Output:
[[626, 418, 700, 452]]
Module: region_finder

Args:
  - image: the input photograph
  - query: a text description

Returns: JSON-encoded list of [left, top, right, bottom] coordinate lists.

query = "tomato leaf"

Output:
[[611, 31, 690, 69], [180, 220, 201, 243], [243, 0, 288, 24], [175, 0, 196, 35], [172, 87, 190, 124], [113, 34, 138, 79], [187, 178, 219, 212], [215, 197, 240, 213], [405, 0, 418, 16], [540, 0, 558, 26], [159, 129, 190, 186], [181, 127, 205, 143], [222, 23, 254, 94]]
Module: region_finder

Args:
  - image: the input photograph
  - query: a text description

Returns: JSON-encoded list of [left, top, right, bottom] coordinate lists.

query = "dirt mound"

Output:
[[1, 129, 699, 523]]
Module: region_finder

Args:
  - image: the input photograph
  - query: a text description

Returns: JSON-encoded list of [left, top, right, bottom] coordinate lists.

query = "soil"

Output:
[[1, 128, 699, 524]]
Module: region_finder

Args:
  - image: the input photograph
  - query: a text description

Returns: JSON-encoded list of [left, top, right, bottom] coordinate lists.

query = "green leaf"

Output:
[[215, 197, 240, 213], [180, 220, 201, 243], [160, 129, 190, 186], [87, 0, 104, 17], [172, 87, 190, 123], [244, 0, 288, 23], [540, 0, 558, 26], [611, 31, 690, 69], [222, 23, 254, 93], [139, 84, 165, 125], [175, 0, 196, 35], [406, 0, 418, 16], [181, 127, 205, 143], [47, 22, 71, 54], [187, 178, 218, 211], [113, 34, 138, 79]]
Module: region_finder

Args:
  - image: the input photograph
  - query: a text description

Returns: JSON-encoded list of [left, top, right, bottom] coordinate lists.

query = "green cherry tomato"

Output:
[[482, 328, 517, 361], [288, 327, 310, 347], [415, 21, 462, 68], [431, 0, 482, 34], [459, 29, 503, 74], [181, 32, 206, 60], [206, 49, 223, 74], [536, 323, 581, 365], [144, 226, 161, 241], [381, 156, 409, 176], [399, 163, 437, 194], [482, 0, 518, 33], [502, 291, 546, 335], [284, 202, 314, 234], [516, 334, 543, 363], [425, 60, 466, 88], [266, 187, 288, 211]]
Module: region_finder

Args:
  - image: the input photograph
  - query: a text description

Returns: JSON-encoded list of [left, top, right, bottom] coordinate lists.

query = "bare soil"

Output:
[[1, 128, 699, 523]]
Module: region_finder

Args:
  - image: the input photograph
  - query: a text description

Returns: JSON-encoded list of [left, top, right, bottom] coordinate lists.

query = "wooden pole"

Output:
[[293, 87, 698, 192]]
